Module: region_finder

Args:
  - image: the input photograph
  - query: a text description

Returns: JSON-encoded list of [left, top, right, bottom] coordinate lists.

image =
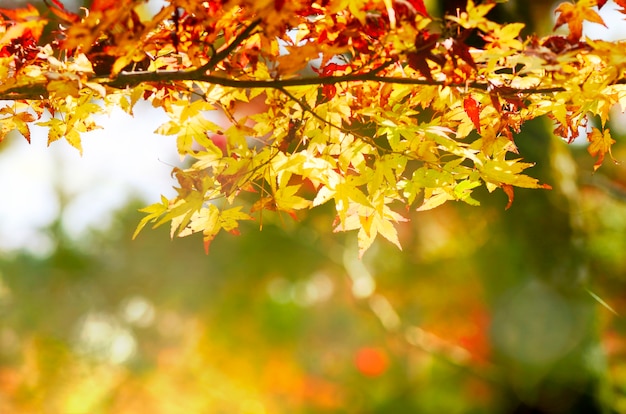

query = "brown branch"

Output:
[[0, 84, 49, 101], [0, 66, 576, 102]]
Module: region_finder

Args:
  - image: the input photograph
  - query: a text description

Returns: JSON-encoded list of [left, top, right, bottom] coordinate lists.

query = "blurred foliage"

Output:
[[0, 196, 494, 414], [2, 123, 626, 413]]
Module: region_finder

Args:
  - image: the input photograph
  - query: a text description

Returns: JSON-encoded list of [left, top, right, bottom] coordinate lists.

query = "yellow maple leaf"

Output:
[[588, 127, 616, 171]]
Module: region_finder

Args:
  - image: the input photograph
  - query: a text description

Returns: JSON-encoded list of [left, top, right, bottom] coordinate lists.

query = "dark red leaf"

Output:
[[414, 31, 438, 51], [407, 31, 440, 80], [542, 35, 569, 53], [451, 40, 476, 69], [275, 0, 285, 11], [407, 51, 432, 80]]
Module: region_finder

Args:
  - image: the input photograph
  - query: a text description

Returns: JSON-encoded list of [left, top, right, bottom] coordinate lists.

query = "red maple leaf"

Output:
[[393, 0, 429, 19], [322, 84, 337, 100], [313, 62, 349, 77], [463, 95, 481, 133]]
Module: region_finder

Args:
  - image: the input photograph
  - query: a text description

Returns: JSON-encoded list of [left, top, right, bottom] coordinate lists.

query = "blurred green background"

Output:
[[2, 0, 626, 413]]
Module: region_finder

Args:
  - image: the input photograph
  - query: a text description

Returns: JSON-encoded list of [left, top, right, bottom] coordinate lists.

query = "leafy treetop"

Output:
[[0, 0, 623, 256]]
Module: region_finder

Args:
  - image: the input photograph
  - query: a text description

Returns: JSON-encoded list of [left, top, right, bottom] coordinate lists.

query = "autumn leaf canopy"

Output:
[[0, 0, 623, 255]]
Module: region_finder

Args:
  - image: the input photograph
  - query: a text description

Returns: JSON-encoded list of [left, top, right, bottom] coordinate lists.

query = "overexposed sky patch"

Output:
[[0, 102, 179, 256], [583, 0, 626, 40]]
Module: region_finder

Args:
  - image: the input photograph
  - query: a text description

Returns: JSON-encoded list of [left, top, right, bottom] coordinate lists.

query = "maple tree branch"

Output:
[[102, 69, 572, 97], [0, 84, 49, 101], [0, 67, 588, 102]]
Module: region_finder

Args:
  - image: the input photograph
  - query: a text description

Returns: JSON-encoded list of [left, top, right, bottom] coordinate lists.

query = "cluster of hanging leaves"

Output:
[[0, 0, 624, 255]]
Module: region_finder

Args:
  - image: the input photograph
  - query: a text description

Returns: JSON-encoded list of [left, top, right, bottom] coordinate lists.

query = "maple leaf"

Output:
[[335, 200, 407, 258], [0, 107, 35, 143], [615, 0, 626, 14], [194, 205, 253, 254], [587, 127, 616, 171], [554, 0, 606, 42], [463, 95, 481, 133], [133, 195, 170, 239], [417, 190, 454, 211], [478, 156, 552, 191], [502, 184, 514, 210], [450, 38, 477, 70], [407, 31, 441, 81]]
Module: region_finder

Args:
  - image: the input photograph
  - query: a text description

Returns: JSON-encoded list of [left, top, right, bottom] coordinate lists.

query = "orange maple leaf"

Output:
[[502, 184, 514, 210], [554, 1, 606, 42], [588, 127, 616, 171]]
